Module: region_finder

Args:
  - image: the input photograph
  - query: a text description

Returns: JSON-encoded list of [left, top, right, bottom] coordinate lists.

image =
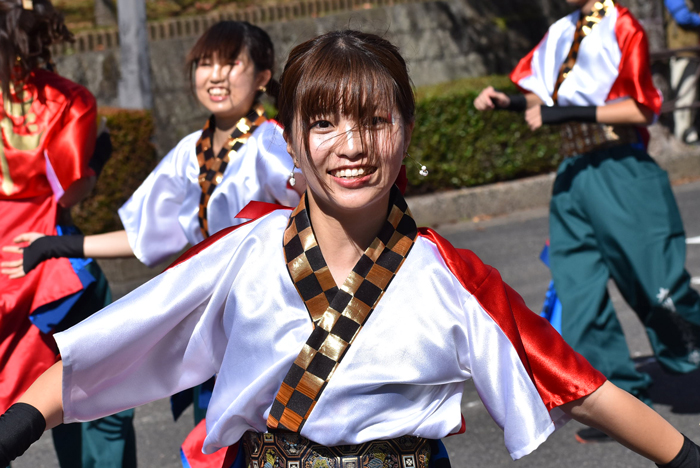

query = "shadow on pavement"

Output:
[[637, 358, 700, 414]]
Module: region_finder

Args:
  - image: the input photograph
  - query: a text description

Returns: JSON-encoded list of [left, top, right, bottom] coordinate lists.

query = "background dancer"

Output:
[[1, 29, 699, 468], [0, 0, 135, 466], [474, 0, 700, 443]]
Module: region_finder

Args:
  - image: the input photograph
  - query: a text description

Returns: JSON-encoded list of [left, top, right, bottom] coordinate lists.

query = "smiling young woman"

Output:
[[0, 30, 698, 468]]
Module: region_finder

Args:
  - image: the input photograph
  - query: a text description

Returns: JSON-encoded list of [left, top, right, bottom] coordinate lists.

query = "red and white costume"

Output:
[[56, 202, 605, 461]]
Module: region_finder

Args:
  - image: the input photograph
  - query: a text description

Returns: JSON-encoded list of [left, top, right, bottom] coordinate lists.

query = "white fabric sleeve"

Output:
[[55, 225, 249, 423], [118, 135, 196, 267], [256, 123, 300, 206]]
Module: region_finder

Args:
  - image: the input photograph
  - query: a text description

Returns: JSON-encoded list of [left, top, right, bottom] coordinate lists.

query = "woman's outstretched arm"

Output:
[[561, 380, 686, 465], [0, 362, 64, 466], [1, 230, 134, 279], [17, 361, 64, 430]]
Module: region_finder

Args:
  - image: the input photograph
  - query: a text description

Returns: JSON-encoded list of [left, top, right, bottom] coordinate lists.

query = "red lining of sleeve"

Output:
[[608, 6, 662, 116], [417, 228, 606, 410]]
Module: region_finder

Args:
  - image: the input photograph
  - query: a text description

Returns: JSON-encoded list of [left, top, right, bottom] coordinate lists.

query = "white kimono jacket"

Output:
[[56, 203, 605, 461], [118, 120, 299, 266]]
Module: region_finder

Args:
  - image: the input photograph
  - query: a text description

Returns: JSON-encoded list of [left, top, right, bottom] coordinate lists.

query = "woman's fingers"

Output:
[[525, 106, 543, 130], [2, 245, 24, 255], [12, 232, 45, 245], [474, 87, 510, 111], [1, 260, 26, 279], [474, 87, 497, 111]]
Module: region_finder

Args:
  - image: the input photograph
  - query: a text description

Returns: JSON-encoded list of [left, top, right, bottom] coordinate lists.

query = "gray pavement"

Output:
[[12, 180, 700, 468]]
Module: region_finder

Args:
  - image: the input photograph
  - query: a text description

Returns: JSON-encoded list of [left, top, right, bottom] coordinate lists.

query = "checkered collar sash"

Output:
[[267, 186, 418, 432], [195, 103, 267, 238], [552, 0, 615, 101]]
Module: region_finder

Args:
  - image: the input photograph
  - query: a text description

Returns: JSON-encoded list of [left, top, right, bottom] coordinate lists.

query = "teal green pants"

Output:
[[549, 145, 700, 397], [50, 261, 137, 468]]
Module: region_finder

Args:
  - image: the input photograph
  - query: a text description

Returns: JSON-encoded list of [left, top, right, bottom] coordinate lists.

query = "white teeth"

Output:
[[208, 88, 229, 96], [332, 167, 373, 178]]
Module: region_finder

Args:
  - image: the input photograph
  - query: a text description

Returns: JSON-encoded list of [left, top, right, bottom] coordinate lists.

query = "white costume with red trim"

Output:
[[55, 204, 605, 461], [506, 3, 700, 398], [118, 120, 299, 267], [510, 4, 662, 116]]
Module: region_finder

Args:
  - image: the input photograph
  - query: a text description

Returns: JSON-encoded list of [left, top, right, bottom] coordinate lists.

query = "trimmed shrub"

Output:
[[71, 108, 158, 234], [406, 76, 562, 195]]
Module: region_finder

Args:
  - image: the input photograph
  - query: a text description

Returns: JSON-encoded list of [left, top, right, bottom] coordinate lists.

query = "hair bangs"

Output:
[[296, 47, 397, 126], [187, 22, 245, 66]]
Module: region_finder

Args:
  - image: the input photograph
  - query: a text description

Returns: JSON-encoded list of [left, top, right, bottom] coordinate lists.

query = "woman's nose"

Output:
[[338, 125, 363, 158], [210, 64, 226, 82]]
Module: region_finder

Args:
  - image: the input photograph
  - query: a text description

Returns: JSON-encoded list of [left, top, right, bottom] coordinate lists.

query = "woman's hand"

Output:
[[474, 86, 511, 111], [525, 105, 543, 130], [1, 233, 46, 279]]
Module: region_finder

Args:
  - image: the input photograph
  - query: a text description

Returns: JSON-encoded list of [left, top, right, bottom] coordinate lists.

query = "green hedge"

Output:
[[71, 108, 158, 235], [406, 75, 563, 195]]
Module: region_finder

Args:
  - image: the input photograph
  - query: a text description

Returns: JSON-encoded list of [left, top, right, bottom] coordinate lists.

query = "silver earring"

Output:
[[289, 171, 296, 186], [406, 152, 428, 177]]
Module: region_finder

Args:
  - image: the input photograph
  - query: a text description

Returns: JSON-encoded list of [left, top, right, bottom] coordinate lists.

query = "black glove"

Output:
[[540, 105, 597, 125], [657, 435, 700, 468], [0, 403, 46, 466], [491, 94, 527, 112], [23, 235, 85, 274], [89, 131, 113, 178]]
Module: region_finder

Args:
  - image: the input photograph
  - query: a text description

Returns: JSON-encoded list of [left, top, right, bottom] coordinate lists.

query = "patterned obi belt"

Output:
[[559, 122, 641, 158], [241, 432, 432, 468]]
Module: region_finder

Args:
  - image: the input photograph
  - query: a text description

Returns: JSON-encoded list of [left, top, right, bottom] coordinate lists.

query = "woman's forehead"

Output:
[[199, 46, 250, 62]]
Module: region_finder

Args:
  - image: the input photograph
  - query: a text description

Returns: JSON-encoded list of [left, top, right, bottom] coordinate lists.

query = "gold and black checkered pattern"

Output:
[[242, 431, 431, 468], [552, 0, 615, 101], [267, 186, 418, 432], [195, 103, 266, 239]]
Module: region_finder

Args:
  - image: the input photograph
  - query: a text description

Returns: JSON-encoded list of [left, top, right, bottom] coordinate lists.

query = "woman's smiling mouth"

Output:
[[329, 166, 377, 179]]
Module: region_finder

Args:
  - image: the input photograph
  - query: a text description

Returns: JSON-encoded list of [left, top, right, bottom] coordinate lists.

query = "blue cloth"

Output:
[[539, 243, 562, 335], [665, 0, 700, 28], [29, 225, 95, 334]]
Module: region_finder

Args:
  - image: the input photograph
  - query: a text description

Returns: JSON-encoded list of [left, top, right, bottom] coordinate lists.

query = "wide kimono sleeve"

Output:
[[54, 221, 255, 423], [419, 229, 606, 459], [44, 85, 97, 200], [255, 121, 299, 206], [118, 133, 199, 267]]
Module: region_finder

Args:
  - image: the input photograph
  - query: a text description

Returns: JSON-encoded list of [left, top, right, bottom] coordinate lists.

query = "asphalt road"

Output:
[[13, 180, 700, 468]]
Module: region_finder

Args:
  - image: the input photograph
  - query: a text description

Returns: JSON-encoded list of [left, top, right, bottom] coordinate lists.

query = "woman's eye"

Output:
[[368, 116, 389, 126], [310, 120, 333, 130]]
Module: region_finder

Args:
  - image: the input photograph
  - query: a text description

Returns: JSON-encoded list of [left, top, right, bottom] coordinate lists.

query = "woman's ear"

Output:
[[403, 120, 415, 153], [286, 140, 297, 164], [257, 69, 273, 90]]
